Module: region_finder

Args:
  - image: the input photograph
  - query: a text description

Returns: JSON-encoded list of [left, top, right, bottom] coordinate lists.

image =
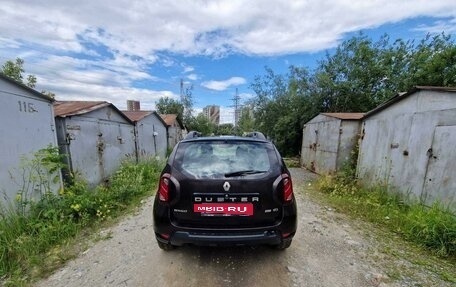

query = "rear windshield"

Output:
[[174, 140, 276, 178]]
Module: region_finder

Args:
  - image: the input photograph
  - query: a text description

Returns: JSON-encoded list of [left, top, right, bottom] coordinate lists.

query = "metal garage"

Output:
[[357, 86, 456, 209], [54, 101, 135, 186], [301, 113, 364, 174]]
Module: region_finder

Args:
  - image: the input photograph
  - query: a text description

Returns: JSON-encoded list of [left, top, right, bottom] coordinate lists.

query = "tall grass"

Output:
[[283, 157, 301, 168], [0, 158, 163, 286], [317, 174, 456, 259]]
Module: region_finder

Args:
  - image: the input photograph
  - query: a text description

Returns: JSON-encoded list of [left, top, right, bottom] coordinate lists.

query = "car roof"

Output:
[[181, 136, 269, 144], [182, 131, 269, 143]]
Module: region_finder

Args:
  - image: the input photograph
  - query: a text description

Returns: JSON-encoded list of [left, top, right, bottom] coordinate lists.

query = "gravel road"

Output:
[[35, 168, 397, 287]]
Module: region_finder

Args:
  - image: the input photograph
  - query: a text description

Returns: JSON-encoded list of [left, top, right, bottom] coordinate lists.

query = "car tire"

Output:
[[275, 238, 292, 250], [157, 240, 175, 251]]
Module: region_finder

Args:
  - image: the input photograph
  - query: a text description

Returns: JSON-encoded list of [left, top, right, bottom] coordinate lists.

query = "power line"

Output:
[[229, 88, 242, 126]]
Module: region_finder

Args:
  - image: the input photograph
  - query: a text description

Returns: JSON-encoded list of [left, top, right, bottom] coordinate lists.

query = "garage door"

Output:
[[422, 126, 456, 209]]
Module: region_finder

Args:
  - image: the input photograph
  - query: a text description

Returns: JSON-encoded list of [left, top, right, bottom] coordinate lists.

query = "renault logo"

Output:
[[223, 182, 230, 192]]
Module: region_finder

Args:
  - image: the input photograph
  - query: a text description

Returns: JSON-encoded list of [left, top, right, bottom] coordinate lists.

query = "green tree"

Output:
[[156, 97, 184, 120], [310, 33, 456, 113], [214, 123, 234, 135], [406, 33, 456, 87], [186, 113, 215, 136], [250, 67, 288, 134], [249, 66, 312, 156], [2, 58, 37, 88], [2, 58, 56, 98], [156, 85, 195, 128], [41, 90, 56, 99], [249, 33, 456, 156], [237, 106, 255, 134], [310, 34, 392, 112]]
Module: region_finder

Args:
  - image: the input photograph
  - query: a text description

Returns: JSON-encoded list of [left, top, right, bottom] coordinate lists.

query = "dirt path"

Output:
[[35, 168, 403, 287]]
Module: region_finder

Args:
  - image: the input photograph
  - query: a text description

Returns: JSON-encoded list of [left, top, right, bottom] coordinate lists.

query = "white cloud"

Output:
[[0, 37, 21, 49], [201, 77, 246, 91], [182, 65, 195, 73], [160, 58, 175, 67], [239, 92, 255, 100], [21, 54, 177, 110], [1, 0, 455, 107], [186, 73, 198, 81], [192, 107, 203, 117], [40, 77, 178, 111], [26, 54, 156, 88], [414, 18, 456, 34], [1, 0, 455, 58]]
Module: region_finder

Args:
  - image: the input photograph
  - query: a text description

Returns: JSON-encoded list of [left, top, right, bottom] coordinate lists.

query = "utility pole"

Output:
[[180, 78, 184, 102], [230, 88, 241, 127], [180, 78, 193, 123]]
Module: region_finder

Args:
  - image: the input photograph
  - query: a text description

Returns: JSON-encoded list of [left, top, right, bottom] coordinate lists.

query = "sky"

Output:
[[1, 1, 456, 124]]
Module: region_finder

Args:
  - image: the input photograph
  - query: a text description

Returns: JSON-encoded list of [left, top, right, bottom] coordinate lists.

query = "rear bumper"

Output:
[[159, 229, 283, 246], [153, 196, 298, 247]]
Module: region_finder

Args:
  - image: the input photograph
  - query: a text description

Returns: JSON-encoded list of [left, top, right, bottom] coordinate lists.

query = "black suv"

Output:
[[153, 132, 297, 250]]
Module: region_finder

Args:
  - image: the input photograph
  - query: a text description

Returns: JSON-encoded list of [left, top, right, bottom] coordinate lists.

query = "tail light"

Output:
[[282, 173, 293, 202], [158, 174, 171, 202], [159, 233, 170, 240], [282, 232, 292, 238]]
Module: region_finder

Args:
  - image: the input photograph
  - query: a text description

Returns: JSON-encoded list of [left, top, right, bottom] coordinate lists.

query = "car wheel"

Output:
[[275, 238, 292, 250], [157, 240, 175, 251]]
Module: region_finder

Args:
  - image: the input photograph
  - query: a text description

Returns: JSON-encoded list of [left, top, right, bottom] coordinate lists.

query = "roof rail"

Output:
[[185, 131, 201, 139], [244, 131, 266, 140]]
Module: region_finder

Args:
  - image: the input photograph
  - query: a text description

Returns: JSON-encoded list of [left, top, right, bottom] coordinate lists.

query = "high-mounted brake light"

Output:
[[282, 174, 293, 202], [159, 174, 171, 202]]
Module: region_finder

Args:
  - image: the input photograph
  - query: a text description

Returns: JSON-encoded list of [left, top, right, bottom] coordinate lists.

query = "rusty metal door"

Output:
[[422, 126, 456, 209], [301, 124, 317, 171], [314, 120, 340, 174]]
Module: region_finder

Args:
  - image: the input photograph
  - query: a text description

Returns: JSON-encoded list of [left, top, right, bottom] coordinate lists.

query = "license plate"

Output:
[[193, 203, 253, 216]]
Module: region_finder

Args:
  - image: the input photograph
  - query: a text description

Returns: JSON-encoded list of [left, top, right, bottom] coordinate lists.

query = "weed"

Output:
[[316, 174, 456, 259], [0, 157, 164, 285], [284, 157, 301, 168], [7, 145, 66, 216], [166, 147, 174, 157]]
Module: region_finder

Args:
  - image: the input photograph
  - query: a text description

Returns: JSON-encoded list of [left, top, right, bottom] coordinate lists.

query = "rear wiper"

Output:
[[224, 170, 266, 177]]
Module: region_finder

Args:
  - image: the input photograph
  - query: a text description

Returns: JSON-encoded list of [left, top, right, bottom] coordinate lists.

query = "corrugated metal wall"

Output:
[[0, 79, 61, 204], [336, 121, 361, 169], [56, 106, 136, 187], [136, 114, 167, 160], [167, 125, 181, 149], [301, 114, 360, 174], [357, 90, 456, 209], [301, 115, 340, 173]]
